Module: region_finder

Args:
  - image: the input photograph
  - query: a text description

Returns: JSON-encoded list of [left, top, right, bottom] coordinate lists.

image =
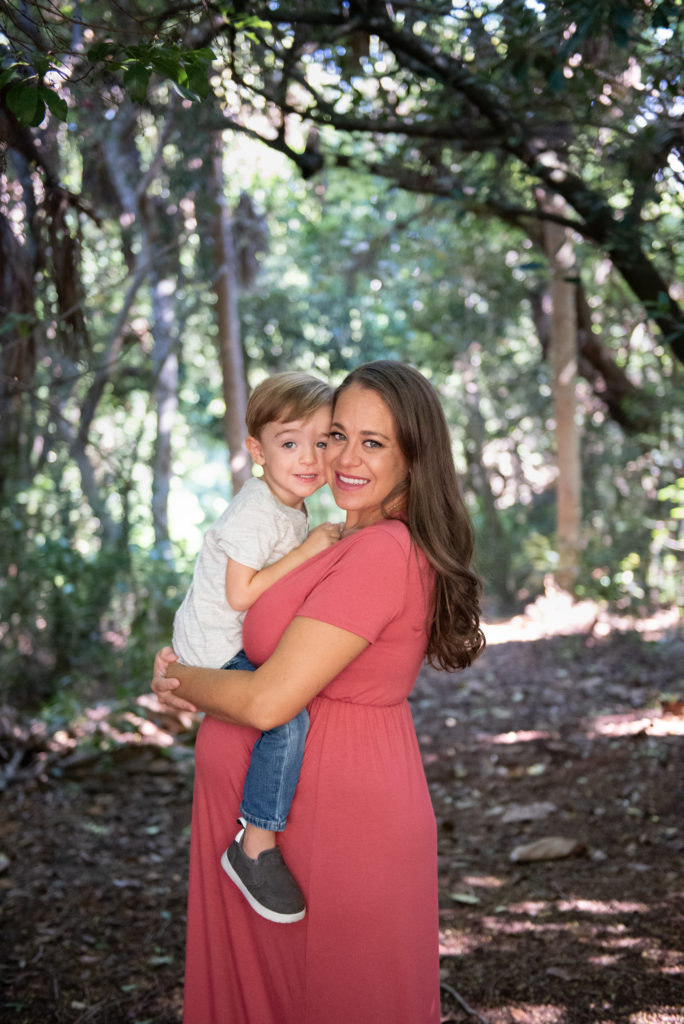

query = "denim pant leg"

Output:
[[223, 650, 310, 832]]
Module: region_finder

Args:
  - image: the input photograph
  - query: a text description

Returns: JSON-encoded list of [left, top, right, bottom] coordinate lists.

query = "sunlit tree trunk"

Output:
[[150, 271, 178, 552], [541, 196, 582, 592], [210, 138, 250, 493], [524, 226, 657, 435]]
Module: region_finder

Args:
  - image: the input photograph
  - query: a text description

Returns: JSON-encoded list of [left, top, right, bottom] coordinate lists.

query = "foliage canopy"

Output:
[[0, 0, 681, 707]]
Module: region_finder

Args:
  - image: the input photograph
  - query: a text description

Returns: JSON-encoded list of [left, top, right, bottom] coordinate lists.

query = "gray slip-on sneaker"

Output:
[[221, 822, 306, 924]]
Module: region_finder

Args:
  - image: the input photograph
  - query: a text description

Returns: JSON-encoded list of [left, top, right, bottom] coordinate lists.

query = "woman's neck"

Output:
[[342, 511, 383, 536]]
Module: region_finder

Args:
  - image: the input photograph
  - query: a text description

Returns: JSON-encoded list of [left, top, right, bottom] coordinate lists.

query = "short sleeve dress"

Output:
[[182, 520, 441, 1024]]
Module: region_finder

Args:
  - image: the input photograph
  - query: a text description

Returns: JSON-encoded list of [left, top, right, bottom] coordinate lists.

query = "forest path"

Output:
[[1, 599, 682, 1024]]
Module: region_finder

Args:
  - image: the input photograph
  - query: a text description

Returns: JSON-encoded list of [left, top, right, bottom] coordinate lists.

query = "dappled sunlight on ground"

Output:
[[501, 898, 650, 916], [470, 1005, 565, 1024], [484, 579, 681, 646], [476, 729, 557, 745], [588, 708, 684, 738], [629, 1014, 684, 1023]]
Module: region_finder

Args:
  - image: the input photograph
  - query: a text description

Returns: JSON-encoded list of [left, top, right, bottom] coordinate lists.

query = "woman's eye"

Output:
[[364, 439, 382, 448], [329, 432, 345, 442]]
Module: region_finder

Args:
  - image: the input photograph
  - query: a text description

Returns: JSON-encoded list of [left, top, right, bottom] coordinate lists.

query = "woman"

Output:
[[152, 361, 485, 1024]]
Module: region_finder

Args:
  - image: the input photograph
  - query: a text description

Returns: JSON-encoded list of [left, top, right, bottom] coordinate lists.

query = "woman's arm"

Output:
[[151, 617, 368, 730]]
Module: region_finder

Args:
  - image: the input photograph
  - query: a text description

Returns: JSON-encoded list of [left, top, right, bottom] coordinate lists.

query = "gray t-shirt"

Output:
[[172, 477, 309, 668]]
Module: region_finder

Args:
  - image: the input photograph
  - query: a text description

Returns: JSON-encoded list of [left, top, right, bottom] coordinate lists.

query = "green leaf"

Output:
[[169, 80, 201, 102], [87, 42, 121, 63], [124, 44, 153, 63], [33, 54, 52, 76], [234, 15, 271, 33], [183, 59, 211, 100], [150, 50, 183, 81], [40, 86, 68, 122], [450, 892, 481, 905], [191, 47, 216, 62], [123, 64, 152, 104], [547, 67, 566, 94], [653, 5, 670, 29], [6, 82, 45, 126]]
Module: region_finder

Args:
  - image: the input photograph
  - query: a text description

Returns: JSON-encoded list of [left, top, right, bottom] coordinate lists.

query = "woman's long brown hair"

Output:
[[335, 361, 485, 672]]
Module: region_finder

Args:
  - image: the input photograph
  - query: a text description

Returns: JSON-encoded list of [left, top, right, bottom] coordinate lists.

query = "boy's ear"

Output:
[[245, 435, 265, 466]]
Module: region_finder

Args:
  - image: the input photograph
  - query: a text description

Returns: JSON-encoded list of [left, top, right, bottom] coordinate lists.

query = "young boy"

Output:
[[172, 373, 340, 924]]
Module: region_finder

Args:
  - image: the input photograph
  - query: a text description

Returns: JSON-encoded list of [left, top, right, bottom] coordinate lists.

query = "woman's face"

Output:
[[327, 383, 409, 527]]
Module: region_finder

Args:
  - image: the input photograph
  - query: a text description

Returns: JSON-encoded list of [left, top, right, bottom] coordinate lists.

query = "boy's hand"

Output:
[[151, 646, 199, 713], [301, 521, 344, 556]]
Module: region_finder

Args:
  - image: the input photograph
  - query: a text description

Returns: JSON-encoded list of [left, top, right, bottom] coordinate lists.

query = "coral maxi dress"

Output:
[[183, 520, 441, 1024]]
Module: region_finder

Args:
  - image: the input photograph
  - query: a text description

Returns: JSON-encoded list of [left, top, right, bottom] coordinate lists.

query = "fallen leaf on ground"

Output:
[[510, 836, 587, 862], [449, 892, 482, 905], [501, 801, 557, 823]]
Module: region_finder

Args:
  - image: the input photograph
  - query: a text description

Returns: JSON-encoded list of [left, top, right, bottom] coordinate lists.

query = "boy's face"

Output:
[[245, 405, 332, 509]]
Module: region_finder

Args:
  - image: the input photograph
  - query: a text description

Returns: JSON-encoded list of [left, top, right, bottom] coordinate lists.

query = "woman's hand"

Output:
[[151, 646, 199, 713]]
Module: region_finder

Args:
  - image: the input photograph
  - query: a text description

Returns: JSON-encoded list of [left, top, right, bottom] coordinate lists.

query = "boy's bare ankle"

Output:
[[242, 823, 277, 859]]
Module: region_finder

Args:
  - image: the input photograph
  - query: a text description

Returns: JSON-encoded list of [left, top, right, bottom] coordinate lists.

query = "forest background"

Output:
[[1, 0, 682, 712], [1, 3, 683, 1023], [1, 0, 683, 709]]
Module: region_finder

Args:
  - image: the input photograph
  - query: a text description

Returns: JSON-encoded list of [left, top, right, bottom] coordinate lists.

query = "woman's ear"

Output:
[[245, 435, 265, 466]]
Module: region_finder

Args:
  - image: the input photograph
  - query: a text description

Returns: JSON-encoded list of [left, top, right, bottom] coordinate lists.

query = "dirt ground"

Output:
[[1, 593, 682, 1024]]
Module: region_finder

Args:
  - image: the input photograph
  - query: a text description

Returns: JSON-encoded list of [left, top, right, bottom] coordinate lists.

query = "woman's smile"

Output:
[[334, 471, 371, 489]]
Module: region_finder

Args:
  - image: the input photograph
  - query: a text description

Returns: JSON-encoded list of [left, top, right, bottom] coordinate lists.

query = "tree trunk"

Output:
[[0, 205, 37, 492], [150, 268, 179, 552], [210, 138, 251, 493], [540, 196, 582, 593], [524, 222, 657, 436], [461, 355, 515, 609]]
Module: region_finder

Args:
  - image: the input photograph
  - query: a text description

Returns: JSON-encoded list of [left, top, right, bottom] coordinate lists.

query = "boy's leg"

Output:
[[222, 650, 266, 856], [222, 649, 256, 673], [240, 709, 309, 832], [224, 650, 309, 835], [221, 651, 308, 923]]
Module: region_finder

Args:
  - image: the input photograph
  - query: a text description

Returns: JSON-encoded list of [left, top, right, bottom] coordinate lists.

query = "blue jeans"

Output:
[[223, 650, 309, 831]]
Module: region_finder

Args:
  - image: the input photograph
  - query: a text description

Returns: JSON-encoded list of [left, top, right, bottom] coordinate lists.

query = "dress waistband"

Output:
[[312, 692, 408, 710]]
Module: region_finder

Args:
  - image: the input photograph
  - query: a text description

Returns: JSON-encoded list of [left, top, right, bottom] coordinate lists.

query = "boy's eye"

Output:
[[316, 440, 328, 449], [282, 441, 296, 449]]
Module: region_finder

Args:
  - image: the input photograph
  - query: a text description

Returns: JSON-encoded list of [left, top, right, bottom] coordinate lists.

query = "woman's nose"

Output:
[[336, 442, 360, 466]]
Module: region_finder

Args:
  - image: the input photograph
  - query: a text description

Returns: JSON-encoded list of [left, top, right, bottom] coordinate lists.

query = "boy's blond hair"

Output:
[[246, 372, 333, 438]]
